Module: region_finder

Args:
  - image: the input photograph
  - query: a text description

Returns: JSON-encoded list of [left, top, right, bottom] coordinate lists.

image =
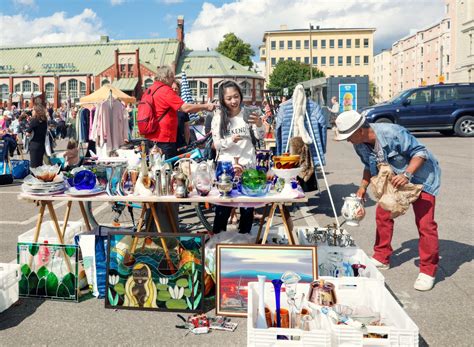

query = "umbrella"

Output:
[[180, 72, 199, 123], [79, 84, 136, 104]]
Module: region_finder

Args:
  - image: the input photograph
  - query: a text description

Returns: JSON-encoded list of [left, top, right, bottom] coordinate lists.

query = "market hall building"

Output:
[[0, 16, 264, 110]]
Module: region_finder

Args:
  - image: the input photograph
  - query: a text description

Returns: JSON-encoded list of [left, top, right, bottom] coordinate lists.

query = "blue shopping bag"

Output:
[[11, 159, 29, 179]]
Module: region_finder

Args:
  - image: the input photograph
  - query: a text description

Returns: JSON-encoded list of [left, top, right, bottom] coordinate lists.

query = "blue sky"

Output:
[[1, 0, 446, 56]]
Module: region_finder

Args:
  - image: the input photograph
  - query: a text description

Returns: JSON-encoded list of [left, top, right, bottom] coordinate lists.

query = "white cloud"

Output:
[[13, 0, 35, 6], [186, 0, 446, 53], [110, 0, 125, 5], [0, 9, 106, 46]]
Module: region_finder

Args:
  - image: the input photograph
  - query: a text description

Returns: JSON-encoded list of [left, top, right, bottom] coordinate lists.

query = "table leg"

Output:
[[46, 202, 73, 274], [61, 201, 73, 239], [278, 204, 297, 245], [78, 201, 92, 231], [28, 202, 46, 268], [165, 202, 178, 233], [255, 204, 270, 243], [260, 203, 278, 245], [130, 203, 148, 254], [149, 203, 176, 272]]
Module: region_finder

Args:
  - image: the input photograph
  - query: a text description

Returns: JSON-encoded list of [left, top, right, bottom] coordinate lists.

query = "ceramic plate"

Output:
[[65, 187, 105, 196]]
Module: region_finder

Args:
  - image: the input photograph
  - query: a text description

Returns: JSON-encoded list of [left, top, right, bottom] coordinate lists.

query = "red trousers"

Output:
[[373, 191, 439, 277]]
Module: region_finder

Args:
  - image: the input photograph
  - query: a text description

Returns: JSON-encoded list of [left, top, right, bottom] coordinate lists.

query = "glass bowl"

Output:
[[240, 182, 271, 197], [30, 164, 61, 182]]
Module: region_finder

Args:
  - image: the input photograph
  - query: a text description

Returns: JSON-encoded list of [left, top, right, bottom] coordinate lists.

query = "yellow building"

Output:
[[260, 25, 375, 82]]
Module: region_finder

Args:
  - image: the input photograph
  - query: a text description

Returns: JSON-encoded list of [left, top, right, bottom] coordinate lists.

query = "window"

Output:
[[102, 79, 110, 86], [420, 63, 424, 72], [338, 56, 343, 66], [288, 57, 293, 61], [346, 56, 352, 65], [321, 56, 326, 66], [346, 39, 351, 48], [455, 86, 474, 100], [36, 52, 42, 58], [95, 49, 101, 55], [213, 81, 221, 97], [433, 87, 456, 103], [59, 82, 67, 102], [144, 78, 153, 89], [363, 56, 369, 65], [470, 34, 473, 55], [295, 40, 301, 49], [407, 89, 432, 105], [329, 39, 334, 48], [271, 41, 276, 50], [279, 40, 285, 49], [80, 82, 86, 97], [262, 48, 265, 55], [45, 83, 54, 101], [338, 39, 343, 48], [14, 83, 20, 93], [355, 39, 360, 48], [420, 47, 424, 56], [364, 38, 369, 48], [22, 80, 31, 92], [312, 56, 318, 65], [256, 82, 262, 97], [0, 84, 8, 100], [329, 56, 335, 66], [120, 64, 126, 72], [304, 40, 309, 49], [304, 57, 309, 64], [447, 21, 450, 29], [296, 57, 301, 62], [279, 57, 284, 62], [321, 39, 326, 49], [447, 54, 450, 65], [240, 81, 251, 97], [355, 56, 360, 65], [199, 81, 208, 98], [188, 80, 198, 98], [312, 40, 318, 48], [271, 57, 276, 66], [287, 40, 293, 49], [68, 79, 78, 99], [33, 83, 39, 92]]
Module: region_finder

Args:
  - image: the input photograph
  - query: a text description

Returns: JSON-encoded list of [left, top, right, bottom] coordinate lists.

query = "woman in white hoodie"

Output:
[[211, 80, 265, 234]]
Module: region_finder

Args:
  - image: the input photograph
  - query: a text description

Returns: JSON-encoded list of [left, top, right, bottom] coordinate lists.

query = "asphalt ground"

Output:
[[0, 133, 473, 346]]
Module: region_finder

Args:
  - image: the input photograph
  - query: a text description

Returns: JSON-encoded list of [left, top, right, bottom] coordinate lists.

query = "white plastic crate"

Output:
[[318, 246, 385, 283], [247, 282, 331, 347], [324, 277, 419, 347], [0, 263, 21, 313], [18, 221, 83, 245]]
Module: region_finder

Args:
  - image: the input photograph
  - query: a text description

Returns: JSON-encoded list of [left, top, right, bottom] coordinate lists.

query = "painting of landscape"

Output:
[[216, 245, 317, 317]]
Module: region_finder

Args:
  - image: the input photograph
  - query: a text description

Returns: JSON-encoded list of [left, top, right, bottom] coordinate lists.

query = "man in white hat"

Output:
[[335, 110, 441, 291]]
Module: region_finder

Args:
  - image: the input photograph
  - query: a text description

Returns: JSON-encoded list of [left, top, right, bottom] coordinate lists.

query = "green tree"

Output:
[[369, 80, 380, 105], [216, 33, 255, 67], [268, 60, 325, 95]]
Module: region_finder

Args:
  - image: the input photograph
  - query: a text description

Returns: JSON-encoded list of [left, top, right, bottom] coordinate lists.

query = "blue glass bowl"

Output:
[[239, 182, 271, 197], [73, 170, 97, 190]]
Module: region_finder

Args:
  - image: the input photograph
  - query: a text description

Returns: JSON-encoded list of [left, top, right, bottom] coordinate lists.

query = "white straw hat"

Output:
[[334, 110, 366, 141]]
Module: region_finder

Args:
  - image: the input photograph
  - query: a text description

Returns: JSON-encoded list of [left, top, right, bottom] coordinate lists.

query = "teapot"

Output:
[[216, 170, 233, 198], [341, 194, 365, 226]]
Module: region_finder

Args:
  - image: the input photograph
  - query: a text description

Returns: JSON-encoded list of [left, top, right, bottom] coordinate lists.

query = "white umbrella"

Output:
[[180, 72, 199, 123]]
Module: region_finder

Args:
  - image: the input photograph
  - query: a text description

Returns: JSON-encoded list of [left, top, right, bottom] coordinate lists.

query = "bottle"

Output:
[[140, 141, 151, 189]]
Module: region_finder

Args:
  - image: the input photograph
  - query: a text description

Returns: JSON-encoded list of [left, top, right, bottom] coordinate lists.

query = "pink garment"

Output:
[[91, 100, 128, 152], [88, 107, 95, 140]]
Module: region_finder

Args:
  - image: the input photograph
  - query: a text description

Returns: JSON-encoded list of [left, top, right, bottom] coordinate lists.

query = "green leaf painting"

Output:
[[64, 246, 76, 258], [45, 272, 59, 296], [28, 244, 39, 256]]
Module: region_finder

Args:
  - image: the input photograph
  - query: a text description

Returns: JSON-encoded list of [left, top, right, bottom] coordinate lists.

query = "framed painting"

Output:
[[216, 244, 317, 317], [105, 232, 205, 313]]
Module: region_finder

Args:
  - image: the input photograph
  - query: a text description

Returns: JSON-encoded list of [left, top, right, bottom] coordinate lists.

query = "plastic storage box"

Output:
[[247, 282, 331, 347], [318, 246, 385, 283], [0, 263, 21, 313], [18, 221, 83, 245], [323, 277, 419, 347]]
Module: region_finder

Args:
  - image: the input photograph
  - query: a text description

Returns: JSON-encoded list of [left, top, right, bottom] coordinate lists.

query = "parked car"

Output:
[[360, 83, 474, 137]]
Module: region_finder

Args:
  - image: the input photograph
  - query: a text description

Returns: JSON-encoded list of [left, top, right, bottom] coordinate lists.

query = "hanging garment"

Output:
[[89, 107, 96, 140], [275, 99, 327, 167], [92, 99, 129, 153], [80, 108, 90, 142]]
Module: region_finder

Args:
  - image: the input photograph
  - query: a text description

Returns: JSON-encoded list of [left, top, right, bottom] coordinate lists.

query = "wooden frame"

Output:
[[216, 244, 318, 317]]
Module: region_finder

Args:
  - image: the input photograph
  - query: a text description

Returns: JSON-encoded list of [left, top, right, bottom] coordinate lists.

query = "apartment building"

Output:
[[260, 26, 375, 81], [448, 0, 474, 82], [373, 49, 392, 102]]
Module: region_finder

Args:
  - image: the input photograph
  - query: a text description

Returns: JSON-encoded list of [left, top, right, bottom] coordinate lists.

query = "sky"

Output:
[[0, 0, 446, 59]]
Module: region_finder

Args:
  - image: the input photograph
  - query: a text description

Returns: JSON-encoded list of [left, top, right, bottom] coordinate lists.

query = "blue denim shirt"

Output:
[[354, 124, 441, 196]]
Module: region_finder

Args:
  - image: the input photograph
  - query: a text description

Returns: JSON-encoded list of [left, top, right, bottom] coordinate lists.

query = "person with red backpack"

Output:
[[138, 65, 215, 158]]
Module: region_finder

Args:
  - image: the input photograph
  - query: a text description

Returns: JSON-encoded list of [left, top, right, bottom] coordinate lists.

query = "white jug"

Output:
[[341, 193, 366, 226]]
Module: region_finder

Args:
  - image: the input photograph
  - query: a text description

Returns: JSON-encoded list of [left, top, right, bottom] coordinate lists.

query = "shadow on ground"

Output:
[[0, 298, 44, 331], [391, 239, 474, 285]]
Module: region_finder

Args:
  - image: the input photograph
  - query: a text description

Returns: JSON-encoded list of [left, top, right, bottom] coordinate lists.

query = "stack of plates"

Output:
[[22, 175, 67, 195], [65, 186, 104, 196]]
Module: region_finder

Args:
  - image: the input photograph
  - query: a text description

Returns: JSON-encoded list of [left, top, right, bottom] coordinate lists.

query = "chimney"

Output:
[[100, 35, 109, 43], [176, 15, 185, 52], [280, 24, 288, 30]]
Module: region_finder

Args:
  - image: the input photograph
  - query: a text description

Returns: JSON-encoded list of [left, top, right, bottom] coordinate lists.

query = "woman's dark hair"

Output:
[[217, 80, 243, 138]]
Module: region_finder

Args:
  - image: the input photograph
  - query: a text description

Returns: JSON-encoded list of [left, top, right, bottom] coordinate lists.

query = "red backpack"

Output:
[[137, 84, 170, 135]]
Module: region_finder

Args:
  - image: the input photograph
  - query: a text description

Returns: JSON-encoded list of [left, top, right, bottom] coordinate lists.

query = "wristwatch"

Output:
[[402, 171, 413, 181]]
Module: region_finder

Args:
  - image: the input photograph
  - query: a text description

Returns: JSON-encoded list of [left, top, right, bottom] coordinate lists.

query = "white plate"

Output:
[[65, 187, 105, 196]]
